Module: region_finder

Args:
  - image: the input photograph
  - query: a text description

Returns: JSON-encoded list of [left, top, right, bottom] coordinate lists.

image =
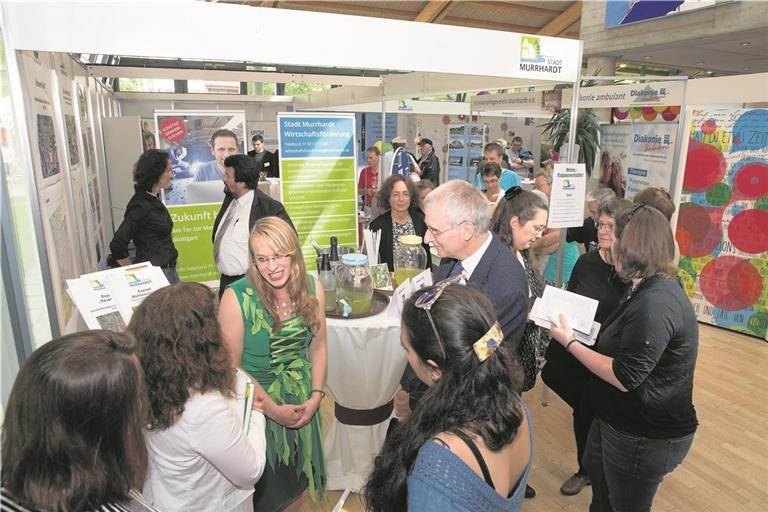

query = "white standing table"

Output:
[[323, 309, 406, 492]]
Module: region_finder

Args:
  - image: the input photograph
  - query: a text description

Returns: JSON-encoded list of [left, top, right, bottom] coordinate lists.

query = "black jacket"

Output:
[[368, 209, 432, 272], [212, 188, 294, 244], [247, 149, 277, 177]]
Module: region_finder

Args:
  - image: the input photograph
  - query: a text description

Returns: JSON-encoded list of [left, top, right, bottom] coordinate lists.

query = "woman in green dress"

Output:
[[219, 216, 328, 512]]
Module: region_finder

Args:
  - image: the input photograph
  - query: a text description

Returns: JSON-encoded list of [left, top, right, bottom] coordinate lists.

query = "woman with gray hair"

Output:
[[567, 188, 617, 253]]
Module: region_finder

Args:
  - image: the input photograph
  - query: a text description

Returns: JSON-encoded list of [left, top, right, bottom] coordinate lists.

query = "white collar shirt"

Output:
[[215, 189, 254, 276], [460, 232, 493, 279]]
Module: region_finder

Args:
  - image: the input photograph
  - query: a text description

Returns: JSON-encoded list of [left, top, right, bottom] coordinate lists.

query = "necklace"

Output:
[[275, 299, 296, 319]]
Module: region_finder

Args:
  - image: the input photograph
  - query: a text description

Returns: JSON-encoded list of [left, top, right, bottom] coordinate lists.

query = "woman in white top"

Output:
[[129, 282, 266, 512]]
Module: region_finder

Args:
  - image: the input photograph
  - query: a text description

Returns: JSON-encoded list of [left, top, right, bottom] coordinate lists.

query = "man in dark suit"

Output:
[[246, 134, 276, 177], [213, 154, 293, 297], [396, 179, 529, 412]]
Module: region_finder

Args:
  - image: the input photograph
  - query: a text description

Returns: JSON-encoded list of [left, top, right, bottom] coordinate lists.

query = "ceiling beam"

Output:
[[88, 65, 383, 87], [463, 1, 561, 18], [414, 1, 452, 23], [538, 2, 581, 37]]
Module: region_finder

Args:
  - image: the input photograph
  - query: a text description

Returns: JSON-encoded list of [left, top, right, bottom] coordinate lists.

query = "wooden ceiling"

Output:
[[220, 1, 581, 38]]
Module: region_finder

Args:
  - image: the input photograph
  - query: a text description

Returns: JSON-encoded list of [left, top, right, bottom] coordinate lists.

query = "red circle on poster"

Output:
[[728, 209, 768, 254], [160, 117, 186, 143], [683, 141, 727, 191], [675, 203, 722, 258], [699, 256, 763, 311], [733, 162, 768, 199], [442, 115, 451, 125]]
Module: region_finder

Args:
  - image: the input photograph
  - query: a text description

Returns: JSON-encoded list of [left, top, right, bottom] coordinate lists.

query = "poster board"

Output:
[[155, 110, 246, 283], [675, 108, 768, 340], [447, 124, 487, 183], [278, 113, 358, 261]]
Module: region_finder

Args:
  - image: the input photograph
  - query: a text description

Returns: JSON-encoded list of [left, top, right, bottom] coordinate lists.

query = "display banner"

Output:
[[676, 108, 768, 340], [447, 124, 487, 183], [155, 110, 246, 283], [278, 113, 358, 261], [363, 113, 397, 150], [18, 51, 64, 189], [562, 81, 684, 108], [626, 123, 677, 198], [598, 124, 631, 175], [548, 163, 587, 229]]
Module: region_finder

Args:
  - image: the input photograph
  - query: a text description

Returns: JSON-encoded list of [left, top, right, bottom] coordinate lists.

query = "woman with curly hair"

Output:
[[364, 283, 532, 512], [368, 174, 432, 272], [130, 282, 266, 512], [218, 216, 328, 512], [2, 330, 156, 512]]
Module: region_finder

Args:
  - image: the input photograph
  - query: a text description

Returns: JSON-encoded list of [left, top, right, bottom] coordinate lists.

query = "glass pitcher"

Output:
[[394, 234, 427, 285], [336, 253, 373, 317]]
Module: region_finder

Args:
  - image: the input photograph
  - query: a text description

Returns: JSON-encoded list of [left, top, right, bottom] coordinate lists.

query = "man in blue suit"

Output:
[[396, 179, 529, 416], [423, 180, 528, 348]]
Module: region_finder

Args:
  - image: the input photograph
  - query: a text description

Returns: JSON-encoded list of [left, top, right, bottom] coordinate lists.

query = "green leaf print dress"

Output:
[[229, 275, 326, 511]]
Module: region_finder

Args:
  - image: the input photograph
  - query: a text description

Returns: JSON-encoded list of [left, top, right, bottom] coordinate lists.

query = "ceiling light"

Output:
[[618, 63, 627, 68], [697, 61, 705, 66], [739, 41, 751, 46], [744, 67, 751, 71], [707, 71, 713, 74], [643, 56, 652, 60]]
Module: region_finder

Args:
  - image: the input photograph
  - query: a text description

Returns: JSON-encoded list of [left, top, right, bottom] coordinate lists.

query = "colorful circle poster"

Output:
[[676, 108, 768, 340]]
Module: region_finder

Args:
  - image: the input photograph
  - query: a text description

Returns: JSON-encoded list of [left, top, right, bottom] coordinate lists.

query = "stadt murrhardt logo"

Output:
[[521, 36, 544, 63]]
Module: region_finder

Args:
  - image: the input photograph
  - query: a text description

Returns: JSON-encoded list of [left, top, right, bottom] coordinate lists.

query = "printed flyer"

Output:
[[278, 113, 358, 261], [676, 108, 767, 339]]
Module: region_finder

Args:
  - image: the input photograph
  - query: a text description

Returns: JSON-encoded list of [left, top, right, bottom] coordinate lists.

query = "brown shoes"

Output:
[[560, 474, 591, 496]]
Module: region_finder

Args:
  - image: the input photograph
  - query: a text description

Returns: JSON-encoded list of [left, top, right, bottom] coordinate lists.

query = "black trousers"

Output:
[[218, 273, 245, 299]]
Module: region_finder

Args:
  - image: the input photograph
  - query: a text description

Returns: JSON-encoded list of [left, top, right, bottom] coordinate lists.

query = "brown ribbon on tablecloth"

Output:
[[334, 400, 394, 426]]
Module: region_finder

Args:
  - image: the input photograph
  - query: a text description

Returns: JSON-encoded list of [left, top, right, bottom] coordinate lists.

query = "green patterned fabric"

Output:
[[229, 275, 326, 507]]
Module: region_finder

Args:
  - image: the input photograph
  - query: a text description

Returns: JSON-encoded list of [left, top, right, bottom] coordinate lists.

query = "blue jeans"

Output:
[[584, 419, 694, 512]]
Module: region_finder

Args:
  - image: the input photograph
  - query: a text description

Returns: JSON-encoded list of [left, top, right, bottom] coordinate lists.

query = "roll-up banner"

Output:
[[277, 113, 358, 261]]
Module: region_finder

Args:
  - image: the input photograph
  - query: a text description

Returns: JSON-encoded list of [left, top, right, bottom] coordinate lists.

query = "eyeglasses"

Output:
[[531, 224, 547, 235], [427, 223, 459, 239], [596, 222, 614, 232], [252, 254, 290, 266], [414, 275, 464, 360], [391, 192, 412, 199]]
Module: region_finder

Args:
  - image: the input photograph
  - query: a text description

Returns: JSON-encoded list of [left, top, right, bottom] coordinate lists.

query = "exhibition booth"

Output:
[[1, 0, 583, 494], [2, 0, 766, 503]]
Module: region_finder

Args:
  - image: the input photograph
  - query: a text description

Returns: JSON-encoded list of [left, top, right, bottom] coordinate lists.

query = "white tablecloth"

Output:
[[323, 310, 406, 492]]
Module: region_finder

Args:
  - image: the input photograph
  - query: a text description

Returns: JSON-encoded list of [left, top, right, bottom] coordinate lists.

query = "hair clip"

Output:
[[503, 186, 523, 202], [473, 322, 504, 362], [625, 203, 645, 220]]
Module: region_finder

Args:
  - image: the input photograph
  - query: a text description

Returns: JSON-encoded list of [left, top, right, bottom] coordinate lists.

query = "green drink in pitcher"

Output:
[[394, 267, 423, 286]]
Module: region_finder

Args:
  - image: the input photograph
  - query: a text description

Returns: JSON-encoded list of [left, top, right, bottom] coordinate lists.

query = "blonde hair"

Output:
[[246, 217, 320, 333]]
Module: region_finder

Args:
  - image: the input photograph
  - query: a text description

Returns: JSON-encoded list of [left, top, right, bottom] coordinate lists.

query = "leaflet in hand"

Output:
[[235, 368, 255, 435], [530, 286, 600, 346], [387, 268, 433, 318]]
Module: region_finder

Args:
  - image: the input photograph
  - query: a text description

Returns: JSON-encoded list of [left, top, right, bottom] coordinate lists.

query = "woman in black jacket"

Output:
[[368, 175, 431, 273], [110, 150, 179, 283], [550, 204, 698, 512]]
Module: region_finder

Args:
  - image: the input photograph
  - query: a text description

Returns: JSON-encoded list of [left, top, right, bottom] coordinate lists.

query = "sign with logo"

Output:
[[510, 34, 580, 83], [562, 81, 685, 108], [548, 163, 587, 228]]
